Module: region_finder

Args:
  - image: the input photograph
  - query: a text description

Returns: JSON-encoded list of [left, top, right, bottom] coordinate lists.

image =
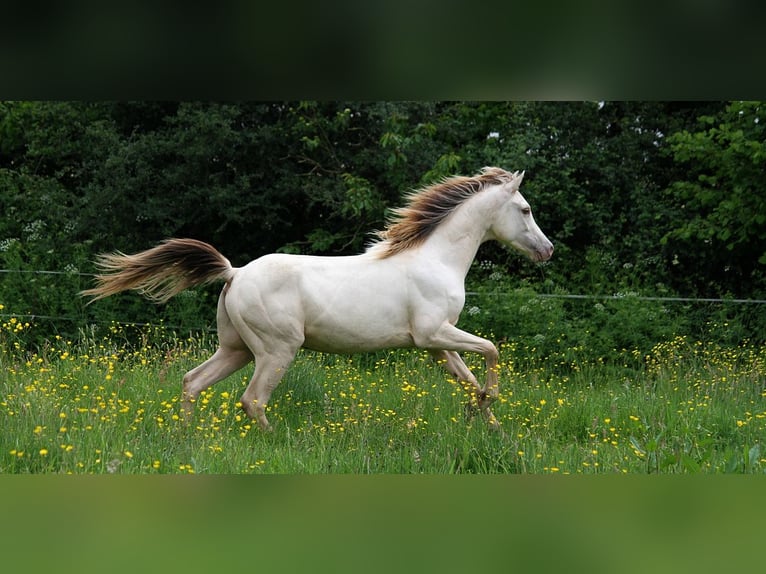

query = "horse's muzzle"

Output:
[[535, 242, 554, 262]]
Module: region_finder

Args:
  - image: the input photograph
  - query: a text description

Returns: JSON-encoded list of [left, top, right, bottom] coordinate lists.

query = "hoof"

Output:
[[483, 411, 507, 437], [464, 401, 479, 421], [477, 390, 498, 410], [259, 419, 274, 432], [486, 416, 502, 431]]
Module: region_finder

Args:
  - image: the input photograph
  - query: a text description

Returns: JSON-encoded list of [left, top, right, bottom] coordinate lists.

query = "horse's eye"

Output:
[[521, 207, 531, 215]]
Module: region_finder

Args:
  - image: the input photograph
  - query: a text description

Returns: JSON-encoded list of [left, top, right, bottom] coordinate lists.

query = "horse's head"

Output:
[[487, 171, 554, 262]]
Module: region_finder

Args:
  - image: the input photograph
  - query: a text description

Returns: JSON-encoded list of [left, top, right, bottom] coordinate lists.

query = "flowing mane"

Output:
[[368, 166, 516, 258]]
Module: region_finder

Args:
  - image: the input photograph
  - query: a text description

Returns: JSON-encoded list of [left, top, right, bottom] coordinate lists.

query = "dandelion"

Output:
[[39, 449, 49, 456]]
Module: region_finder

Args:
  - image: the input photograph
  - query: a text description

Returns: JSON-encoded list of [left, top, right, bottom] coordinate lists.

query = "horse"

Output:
[[82, 167, 553, 431]]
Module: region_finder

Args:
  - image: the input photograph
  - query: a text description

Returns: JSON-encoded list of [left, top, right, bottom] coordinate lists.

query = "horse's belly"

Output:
[[301, 286, 414, 352], [302, 315, 414, 354]]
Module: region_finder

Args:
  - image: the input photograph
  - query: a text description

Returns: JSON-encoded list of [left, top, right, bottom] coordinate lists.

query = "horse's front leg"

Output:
[[420, 324, 501, 430], [429, 349, 482, 395], [430, 349, 501, 428], [474, 362, 501, 431]]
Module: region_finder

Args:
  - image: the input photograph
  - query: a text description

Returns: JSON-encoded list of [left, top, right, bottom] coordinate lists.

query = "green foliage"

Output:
[[460, 261, 690, 368], [663, 101, 766, 296], [2, 100, 764, 347]]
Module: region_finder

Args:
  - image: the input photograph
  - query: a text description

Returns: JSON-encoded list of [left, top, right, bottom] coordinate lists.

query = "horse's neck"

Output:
[[419, 189, 498, 279]]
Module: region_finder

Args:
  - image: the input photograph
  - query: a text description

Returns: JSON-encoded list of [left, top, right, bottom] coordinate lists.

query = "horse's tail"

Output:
[[80, 238, 236, 304]]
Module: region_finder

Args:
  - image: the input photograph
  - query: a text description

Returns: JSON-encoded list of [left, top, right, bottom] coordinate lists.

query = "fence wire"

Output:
[[2, 268, 765, 331]]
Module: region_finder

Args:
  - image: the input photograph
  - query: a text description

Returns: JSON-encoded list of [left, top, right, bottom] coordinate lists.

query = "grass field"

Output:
[[1, 317, 765, 474]]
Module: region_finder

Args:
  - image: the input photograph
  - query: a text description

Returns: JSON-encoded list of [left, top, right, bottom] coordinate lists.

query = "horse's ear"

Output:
[[508, 170, 525, 191]]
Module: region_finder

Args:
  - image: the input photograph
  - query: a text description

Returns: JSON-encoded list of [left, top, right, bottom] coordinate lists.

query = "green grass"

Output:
[[1, 319, 765, 474]]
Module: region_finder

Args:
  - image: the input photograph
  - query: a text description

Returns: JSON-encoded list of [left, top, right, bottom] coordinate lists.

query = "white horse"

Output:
[[83, 167, 553, 431]]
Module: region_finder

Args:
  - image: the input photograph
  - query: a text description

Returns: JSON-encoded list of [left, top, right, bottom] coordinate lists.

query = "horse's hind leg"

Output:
[[181, 286, 252, 416], [239, 347, 299, 431], [225, 292, 304, 431], [181, 347, 252, 416]]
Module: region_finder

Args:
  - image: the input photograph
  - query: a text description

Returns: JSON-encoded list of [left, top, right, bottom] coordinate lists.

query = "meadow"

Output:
[[2, 308, 764, 475]]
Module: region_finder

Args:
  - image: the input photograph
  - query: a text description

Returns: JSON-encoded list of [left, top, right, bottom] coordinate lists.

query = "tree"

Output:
[[3, 100, 758, 342], [663, 101, 766, 297]]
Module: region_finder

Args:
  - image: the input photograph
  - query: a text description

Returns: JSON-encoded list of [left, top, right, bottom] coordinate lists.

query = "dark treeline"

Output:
[[1, 101, 765, 345]]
